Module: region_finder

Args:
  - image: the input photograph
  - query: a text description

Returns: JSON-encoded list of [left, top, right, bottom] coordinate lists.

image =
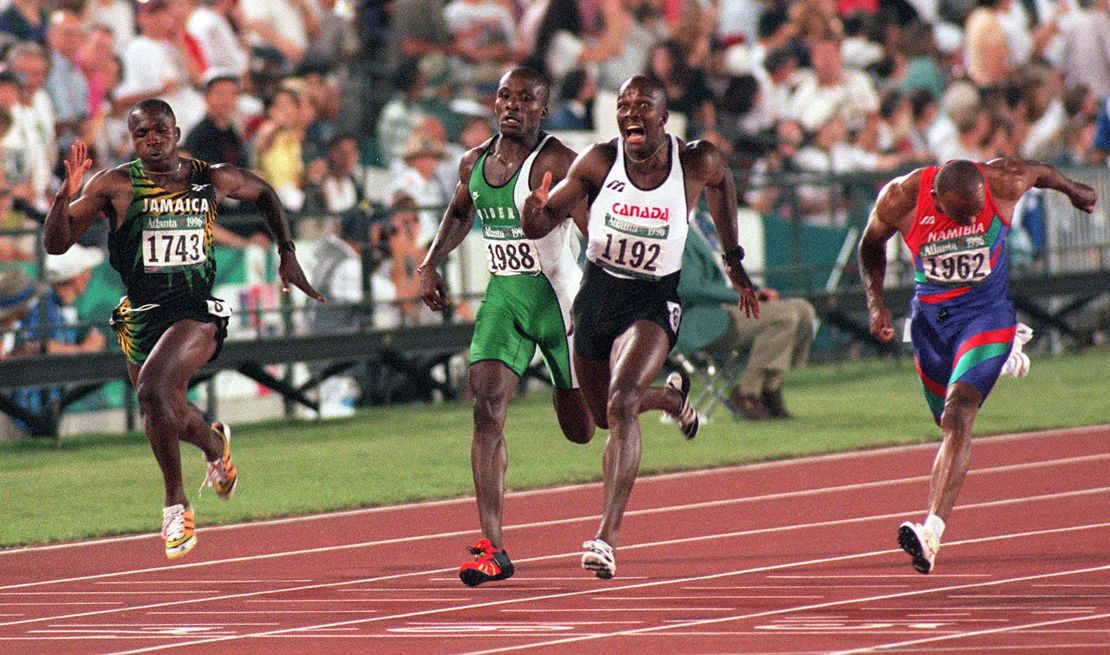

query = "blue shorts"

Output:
[[909, 296, 1016, 424]]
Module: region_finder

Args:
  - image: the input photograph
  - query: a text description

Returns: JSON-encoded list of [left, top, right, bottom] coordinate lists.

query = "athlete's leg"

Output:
[[469, 360, 519, 549], [553, 388, 595, 444], [133, 320, 220, 507], [929, 381, 981, 521], [595, 320, 672, 547], [574, 354, 611, 430]]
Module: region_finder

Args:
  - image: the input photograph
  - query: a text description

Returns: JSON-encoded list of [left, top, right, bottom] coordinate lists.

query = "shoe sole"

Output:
[[897, 524, 932, 574], [581, 555, 615, 579], [458, 563, 515, 587], [665, 371, 698, 440], [213, 423, 238, 501], [166, 534, 197, 559]]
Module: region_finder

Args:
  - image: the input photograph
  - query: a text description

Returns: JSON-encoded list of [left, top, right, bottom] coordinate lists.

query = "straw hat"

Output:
[[401, 135, 446, 163]]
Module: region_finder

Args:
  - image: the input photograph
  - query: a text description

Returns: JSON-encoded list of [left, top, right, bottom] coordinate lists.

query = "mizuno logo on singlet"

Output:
[[921, 215, 936, 224], [605, 180, 626, 192], [142, 198, 212, 214]]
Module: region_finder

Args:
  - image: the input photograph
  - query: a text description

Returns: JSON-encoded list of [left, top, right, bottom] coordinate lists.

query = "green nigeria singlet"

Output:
[[110, 159, 219, 307], [467, 134, 582, 388]]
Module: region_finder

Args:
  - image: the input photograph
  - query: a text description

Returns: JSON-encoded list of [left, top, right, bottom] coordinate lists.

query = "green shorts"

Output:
[[110, 295, 230, 366], [470, 274, 576, 389]]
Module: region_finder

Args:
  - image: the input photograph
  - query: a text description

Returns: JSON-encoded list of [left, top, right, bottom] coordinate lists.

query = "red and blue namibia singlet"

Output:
[[903, 164, 1010, 306], [904, 165, 1017, 423]]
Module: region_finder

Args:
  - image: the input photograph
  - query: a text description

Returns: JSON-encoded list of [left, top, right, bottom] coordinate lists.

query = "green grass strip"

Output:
[[1, 347, 1108, 548]]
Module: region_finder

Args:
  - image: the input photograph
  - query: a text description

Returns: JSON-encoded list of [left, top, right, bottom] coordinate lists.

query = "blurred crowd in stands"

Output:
[[0, 0, 1107, 349]]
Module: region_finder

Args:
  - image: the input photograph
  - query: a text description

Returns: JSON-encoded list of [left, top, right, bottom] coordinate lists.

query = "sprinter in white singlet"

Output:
[[522, 76, 760, 580]]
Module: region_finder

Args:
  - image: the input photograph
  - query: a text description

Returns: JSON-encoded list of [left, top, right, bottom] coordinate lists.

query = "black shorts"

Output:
[[572, 262, 682, 360], [110, 296, 230, 366]]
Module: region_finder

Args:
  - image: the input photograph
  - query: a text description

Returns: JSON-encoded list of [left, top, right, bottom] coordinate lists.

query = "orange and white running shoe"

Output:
[[898, 521, 939, 574], [458, 538, 514, 587], [199, 422, 237, 500], [162, 504, 196, 559]]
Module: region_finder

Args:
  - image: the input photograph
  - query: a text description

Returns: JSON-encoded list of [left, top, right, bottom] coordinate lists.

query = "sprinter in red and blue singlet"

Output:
[[859, 158, 1096, 575]]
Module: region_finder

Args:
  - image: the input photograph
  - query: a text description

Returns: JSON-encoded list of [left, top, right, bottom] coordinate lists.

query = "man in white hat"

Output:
[[15, 244, 107, 356]]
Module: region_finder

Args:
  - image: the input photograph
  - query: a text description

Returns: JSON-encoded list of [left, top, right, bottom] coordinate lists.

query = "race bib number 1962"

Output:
[[920, 235, 991, 285], [142, 215, 207, 272]]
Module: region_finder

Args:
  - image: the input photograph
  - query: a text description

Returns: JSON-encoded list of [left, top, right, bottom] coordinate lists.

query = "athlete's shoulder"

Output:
[[85, 162, 132, 195], [570, 139, 618, 177]]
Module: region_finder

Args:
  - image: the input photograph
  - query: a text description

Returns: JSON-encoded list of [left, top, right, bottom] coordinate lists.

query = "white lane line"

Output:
[[245, 599, 452, 603], [5, 425, 1104, 556], [1, 490, 1106, 630], [4, 459, 1105, 595], [0, 592, 221, 596], [948, 594, 1110, 599], [826, 612, 1110, 654], [768, 575, 990, 579], [863, 607, 1097, 611], [99, 525, 1110, 655], [148, 611, 380, 615], [503, 608, 738, 613], [602, 596, 825, 601], [96, 580, 312, 585]]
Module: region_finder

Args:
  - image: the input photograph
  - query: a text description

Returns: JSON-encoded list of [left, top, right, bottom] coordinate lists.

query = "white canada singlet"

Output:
[[586, 135, 688, 280]]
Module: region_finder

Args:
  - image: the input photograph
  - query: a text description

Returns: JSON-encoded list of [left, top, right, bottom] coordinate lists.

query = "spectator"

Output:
[[239, 0, 321, 73], [0, 0, 47, 45], [81, 0, 134, 54], [116, 0, 207, 136], [77, 24, 118, 118], [644, 37, 716, 136], [525, 0, 624, 84], [963, 0, 1025, 89], [788, 35, 880, 135], [0, 267, 42, 359], [746, 119, 806, 221], [14, 244, 106, 357], [385, 133, 451, 245], [6, 41, 55, 212], [44, 10, 89, 158], [547, 68, 596, 131], [252, 87, 306, 209], [677, 212, 815, 420], [376, 58, 428, 168], [386, 0, 454, 74], [10, 244, 107, 432], [597, 0, 665, 92], [0, 72, 39, 217], [0, 172, 33, 262], [303, 0, 360, 72], [187, 0, 250, 78], [1042, 0, 1110, 100], [183, 73, 248, 168], [303, 133, 364, 215], [374, 192, 428, 325], [443, 0, 519, 97], [1092, 91, 1110, 164]]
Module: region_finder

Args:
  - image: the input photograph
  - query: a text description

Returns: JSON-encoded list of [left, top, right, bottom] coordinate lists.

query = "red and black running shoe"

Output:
[[458, 538, 515, 587]]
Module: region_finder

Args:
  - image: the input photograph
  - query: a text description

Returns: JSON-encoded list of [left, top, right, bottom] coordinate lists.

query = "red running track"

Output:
[[0, 425, 1108, 655]]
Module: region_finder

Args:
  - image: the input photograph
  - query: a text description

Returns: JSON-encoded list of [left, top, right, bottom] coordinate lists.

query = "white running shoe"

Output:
[[664, 370, 699, 439], [581, 538, 616, 579], [897, 521, 939, 574], [162, 504, 196, 559], [1001, 323, 1033, 379]]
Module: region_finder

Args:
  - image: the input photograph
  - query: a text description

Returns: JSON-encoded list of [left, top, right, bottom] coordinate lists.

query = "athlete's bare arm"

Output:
[[982, 158, 1097, 220], [532, 139, 590, 238], [43, 141, 130, 254], [210, 163, 324, 302], [521, 142, 613, 240], [686, 139, 760, 318], [859, 169, 924, 343], [418, 147, 483, 311]]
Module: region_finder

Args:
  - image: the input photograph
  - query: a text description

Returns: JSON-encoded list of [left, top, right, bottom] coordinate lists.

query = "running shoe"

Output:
[[162, 504, 196, 559], [1001, 323, 1033, 379], [458, 538, 515, 587], [199, 422, 237, 500], [898, 521, 939, 574], [664, 370, 699, 439], [581, 538, 616, 579]]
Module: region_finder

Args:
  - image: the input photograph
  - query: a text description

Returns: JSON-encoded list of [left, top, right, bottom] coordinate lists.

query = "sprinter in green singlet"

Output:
[[44, 99, 324, 560], [418, 68, 692, 587]]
